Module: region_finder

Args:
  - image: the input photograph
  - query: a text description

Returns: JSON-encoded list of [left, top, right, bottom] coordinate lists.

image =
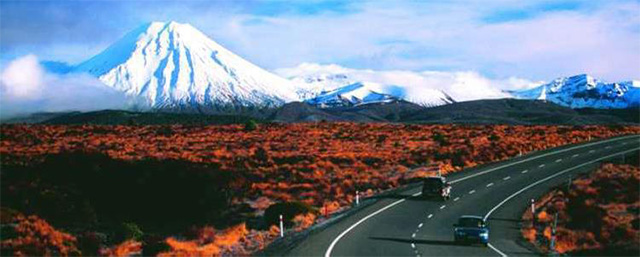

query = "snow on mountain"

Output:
[[305, 82, 399, 107], [276, 63, 527, 107], [74, 21, 300, 109], [508, 74, 640, 109]]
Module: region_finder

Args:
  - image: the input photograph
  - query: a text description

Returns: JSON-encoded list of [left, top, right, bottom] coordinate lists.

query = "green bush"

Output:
[[117, 222, 144, 242], [244, 120, 258, 131], [432, 133, 450, 146], [263, 201, 314, 227]]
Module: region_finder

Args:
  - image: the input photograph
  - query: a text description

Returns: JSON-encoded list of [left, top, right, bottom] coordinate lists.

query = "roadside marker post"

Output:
[[279, 215, 284, 238], [531, 199, 535, 215], [550, 213, 558, 254], [356, 191, 360, 206]]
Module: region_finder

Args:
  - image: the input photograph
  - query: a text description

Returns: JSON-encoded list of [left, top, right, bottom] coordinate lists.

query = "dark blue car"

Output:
[[453, 215, 489, 246]]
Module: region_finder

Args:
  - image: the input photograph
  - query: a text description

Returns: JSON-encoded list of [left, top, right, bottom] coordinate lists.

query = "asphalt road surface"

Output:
[[280, 135, 640, 257]]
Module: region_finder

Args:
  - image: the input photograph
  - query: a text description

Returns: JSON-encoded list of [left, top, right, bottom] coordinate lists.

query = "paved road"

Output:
[[280, 135, 640, 257]]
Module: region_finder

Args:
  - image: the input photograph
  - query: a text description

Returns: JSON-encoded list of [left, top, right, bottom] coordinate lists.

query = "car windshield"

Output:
[[458, 218, 484, 228]]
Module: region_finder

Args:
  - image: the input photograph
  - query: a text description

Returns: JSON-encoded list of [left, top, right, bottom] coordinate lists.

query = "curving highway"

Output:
[[279, 135, 640, 257]]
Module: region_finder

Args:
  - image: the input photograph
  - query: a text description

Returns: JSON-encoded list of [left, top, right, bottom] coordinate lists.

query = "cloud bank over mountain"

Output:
[[277, 63, 542, 102], [0, 55, 130, 119]]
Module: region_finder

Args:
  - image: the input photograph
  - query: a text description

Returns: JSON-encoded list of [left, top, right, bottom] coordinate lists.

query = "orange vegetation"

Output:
[[521, 163, 640, 254], [159, 223, 254, 256], [0, 214, 80, 256], [100, 240, 142, 257], [2, 124, 637, 214], [1, 123, 638, 256]]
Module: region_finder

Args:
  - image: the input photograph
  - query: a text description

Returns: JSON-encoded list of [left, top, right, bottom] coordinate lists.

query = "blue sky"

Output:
[[1, 0, 639, 81]]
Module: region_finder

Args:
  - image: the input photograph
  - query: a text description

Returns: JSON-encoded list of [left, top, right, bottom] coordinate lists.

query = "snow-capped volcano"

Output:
[[75, 21, 300, 109], [509, 74, 640, 109]]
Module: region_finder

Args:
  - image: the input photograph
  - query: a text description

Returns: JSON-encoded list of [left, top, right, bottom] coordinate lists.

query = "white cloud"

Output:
[[0, 55, 130, 119], [0, 55, 44, 99], [215, 1, 639, 81], [276, 63, 544, 102]]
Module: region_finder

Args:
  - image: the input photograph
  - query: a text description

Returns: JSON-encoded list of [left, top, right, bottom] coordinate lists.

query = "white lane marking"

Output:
[[488, 243, 507, 257], [454, 197, 460, 202], [622, 142, 627, 145], [324, 191, 420, 257], [412, 233, 416, 238], [440, 205, 446, 210], [555, 159, 562, 162], [469, 190, 476, 194], [418, 223, 424, 228], [427, 214, 433, 219], [606, 146, 612, 149], [521, 170, 528, 174], [483, 147, 640, 257], [486, 183, 494, 187], [411, 243, 416, 249], [539, 164, 545, 168], [589, 150, 595, 153], [572, 154, 579, 158], [503, 176, 511, 181], [323, 136, 637, 257], [447, 135, 634, 185]]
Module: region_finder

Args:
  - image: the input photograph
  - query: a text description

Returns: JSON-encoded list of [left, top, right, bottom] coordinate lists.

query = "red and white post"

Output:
[[279, 214, 284, 238]]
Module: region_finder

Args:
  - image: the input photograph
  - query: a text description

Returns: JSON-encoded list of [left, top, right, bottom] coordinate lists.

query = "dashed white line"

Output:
[[445, 135, 634, 185], [427, 214, 433, 219], [555, 158, 562, 162], [483, 147, 640, 257], [324, 192, 420, 257], [521, 170, 528, 174], [440, 205, 446, 210], [539, 164, 546, 168], [606, 146, 612, 149], [503, 176, 511, 181], [418, 223, 424, 228], [622, 142, 627, 145], [453, 197, 460, 202], [572, 154, 579, 158], [411, 243, 416, 249], [486, 183, 494, 187], [469, 190, 476, 194], [589, 150, 595, 153], [324, 137, 640, 257], [412, 233, 416, 238]]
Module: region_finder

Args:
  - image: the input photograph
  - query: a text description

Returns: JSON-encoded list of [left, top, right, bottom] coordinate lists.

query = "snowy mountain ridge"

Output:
[[38, 22, 637, 111], [509, 74, 640, 109], [305, 82, 400, 107]]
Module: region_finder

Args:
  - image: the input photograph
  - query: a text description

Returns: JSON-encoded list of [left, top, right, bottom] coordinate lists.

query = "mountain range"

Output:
[[45, 21, 639, 111]]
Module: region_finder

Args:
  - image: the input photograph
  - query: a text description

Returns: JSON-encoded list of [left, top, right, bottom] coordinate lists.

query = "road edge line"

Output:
[[483, 147, 639, 257], [323, 135, 636, 257]]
